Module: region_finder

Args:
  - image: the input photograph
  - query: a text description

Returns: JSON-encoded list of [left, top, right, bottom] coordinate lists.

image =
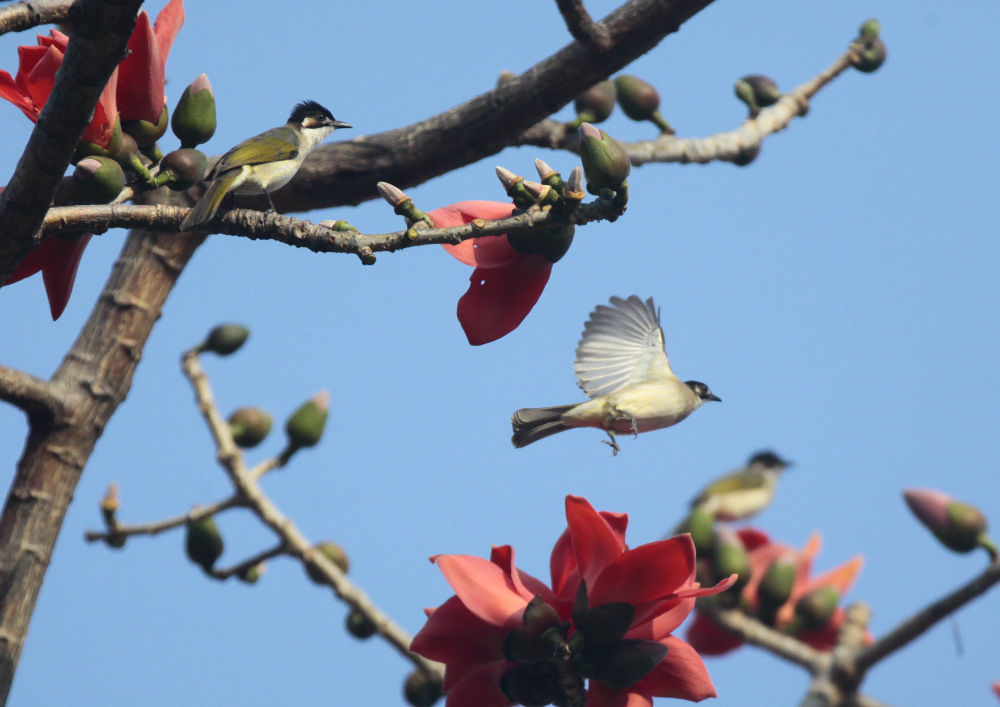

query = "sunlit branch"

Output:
[[83, 495, 245, 543], [0, 366, 63, 419], [0, 0, 74, 36]]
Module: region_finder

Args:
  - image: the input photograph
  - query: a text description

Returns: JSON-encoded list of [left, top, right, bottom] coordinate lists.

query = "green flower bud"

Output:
[[859, 18, 881, 42], [73, 157, 126, 204], [106, 533, 127, 549], [108, 131, 151, 181], [734, 74, 781, 116], [507, 224, 575, 263], [306, 541, 350, 584], [403, 671, 442, 707], [579, 123, 631, 192], [713, 527, 750, 603], [757, 553, 797, 619], [795, 585, 840, 630], [852, 37, 887, 73], [904, 488, 995, 557], [200, 323, 250, 355], [185, 516, 224, 573], [172, 74, 217, 148], [237, 562, 265, 584], [615, 75, 673, 133], [676, 506, 716, 556], [148, 148, 208, 190], [285, 391, 330, 449], [123, 105, 169, 148], [569, 80, 616, 128], [346, 608, 377, 639], [227, 407, 273, 448]]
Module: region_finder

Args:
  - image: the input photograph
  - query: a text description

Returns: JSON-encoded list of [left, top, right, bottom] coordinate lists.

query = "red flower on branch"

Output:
[[5, 232, 93, 320], [431, 201, 562, 346], [116, 0, 184, 124], [411, 495, 736, 706], [0, 30, 119, 147], [686, 529, 863, 655]]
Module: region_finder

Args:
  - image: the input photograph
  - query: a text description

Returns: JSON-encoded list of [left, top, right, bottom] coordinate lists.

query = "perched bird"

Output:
[[180, 100, 351, 229], [511, 295, 720, 453], [690, 450, 791, 521]]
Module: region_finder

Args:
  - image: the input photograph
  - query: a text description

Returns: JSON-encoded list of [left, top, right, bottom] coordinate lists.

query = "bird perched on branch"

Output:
[[180, 100, 350, 230], [690, 451, 791, 521], [511, 295, 720, 453]]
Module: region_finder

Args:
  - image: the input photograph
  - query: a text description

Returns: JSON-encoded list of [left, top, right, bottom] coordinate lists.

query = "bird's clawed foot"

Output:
[[601, 431, 620, 456]]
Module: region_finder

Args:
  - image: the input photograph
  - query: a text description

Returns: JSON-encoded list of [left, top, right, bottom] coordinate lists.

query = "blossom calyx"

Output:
[[579, 123, 630, 192], [185, 515, 223, 573], [403, 671, 442, 707], [74, 157, 126, 204], [306, 541, 350, 584], [199, 323, 250, 355], [507, 224, 575, 264], [172, 74, 216, 148], [123, 105, 168, 148], [346, 608, 377, 639], [795, 585, 840, 630], [757, 553, 797, 619]]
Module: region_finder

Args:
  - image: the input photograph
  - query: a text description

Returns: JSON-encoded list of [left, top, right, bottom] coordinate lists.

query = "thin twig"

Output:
[[180, 350, 444, 680], [211, 543, 287, 580], [0, 0, 74, 36], [83, 495, 245, 543]]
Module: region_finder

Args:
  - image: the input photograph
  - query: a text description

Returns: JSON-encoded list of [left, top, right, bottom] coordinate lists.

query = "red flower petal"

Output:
[[735, 527, 771, 552], [564, 495, 628, 596], [0, 69, 36, 119], [117, 11, 163, 123], [490, 545, 558, 606], [433, 201, 518, 268], [635, 635, 717, 702], [445, 663, 515, 707], [589, 536, 695, 609], [434, 554, 530, 627], [456, 254, 551, 345], [40, 234, 91, 319], [153, 0, 185, 61], [410, 595, 509, 691], [25, 45, 62, 110], [684, 610, 743, 656]]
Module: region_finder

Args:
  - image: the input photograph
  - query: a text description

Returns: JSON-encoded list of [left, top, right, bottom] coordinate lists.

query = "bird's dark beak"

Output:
[[707, 393, 722, 402], [330, 120, 352, 130]]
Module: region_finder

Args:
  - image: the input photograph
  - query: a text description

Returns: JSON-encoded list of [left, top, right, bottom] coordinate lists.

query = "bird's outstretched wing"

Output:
[[573, 295, 675, 399], [212, 126, 300, 174]]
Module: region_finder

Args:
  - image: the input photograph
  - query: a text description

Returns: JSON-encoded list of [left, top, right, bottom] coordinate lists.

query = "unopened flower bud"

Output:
[[199, 323, 250, 355], [795, 585, 840, 630], [237, 562, 265, 584], [148, 148, 208, 190], [508, 225, 575, 264], [227, 407, 273, 448], [73, 117, 124, 163], [185, 515, 224, 573], [376, 181, 408, 207], [100, 482, 120, 526], [713, 527, 750, 600], [615, 75, 674, 133], [403, 671, 442, 707], [757, 553, 797, 619], [852, 37, 887, 73], [110, 131, 151, 181], [285, 391, 330, 450], [903, 488, 995, 557], [306, 541, 350, 584], [734, 75, 781, 116], [124, 105, 169, 148], [568, 80, 616, 128], [346, 608, 377, 639], [563, 166, 585, 201], [73, 157, 126, 204], [172, 74, 217, 148], [676, 506, 716, 555], [859, 18, 881, 43], [579, 123, 631, 192]]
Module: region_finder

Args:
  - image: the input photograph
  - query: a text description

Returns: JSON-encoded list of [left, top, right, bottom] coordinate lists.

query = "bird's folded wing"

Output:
[[573, 295, 675, 398], [214, 127, 300, 173]]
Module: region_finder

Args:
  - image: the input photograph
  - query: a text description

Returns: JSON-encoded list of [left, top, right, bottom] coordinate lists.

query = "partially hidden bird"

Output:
[[511, 295, 720, 453], [690, 450, 791, 521], [180, 100, 351, 230]]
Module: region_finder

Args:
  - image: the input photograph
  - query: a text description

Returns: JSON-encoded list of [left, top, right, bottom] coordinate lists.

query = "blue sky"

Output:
[[1, 1, 998, 705]]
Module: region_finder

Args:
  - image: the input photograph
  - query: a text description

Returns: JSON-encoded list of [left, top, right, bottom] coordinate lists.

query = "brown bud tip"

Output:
[[566, 166, 584, 194], [534, 158, 555, 181], [100, 483, 121, 513], [495, 165, 520, 190], [377, 181, 408, 206]]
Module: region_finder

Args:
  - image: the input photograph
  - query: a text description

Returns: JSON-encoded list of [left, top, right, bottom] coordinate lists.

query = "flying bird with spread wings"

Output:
[[511, 295, 720, 453]]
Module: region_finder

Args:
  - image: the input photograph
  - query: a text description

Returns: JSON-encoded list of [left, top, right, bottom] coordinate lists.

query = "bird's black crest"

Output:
[[289, 100, 334, 124], [749, 450, 790, 469], [684, 380, 721, 402]]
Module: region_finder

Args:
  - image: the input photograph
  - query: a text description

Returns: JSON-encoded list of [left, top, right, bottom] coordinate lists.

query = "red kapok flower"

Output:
[[686, 529, 864, 655], [411, 495, 736, 706], [0, 30, 119, 147], [116, 0, 185, 124], [431, 201, 562, 346], [6, 232, 93, 320]]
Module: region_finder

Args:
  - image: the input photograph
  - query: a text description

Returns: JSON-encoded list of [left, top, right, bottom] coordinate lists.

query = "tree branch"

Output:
[[0, 366, 64, 421], [0, 0, 74, 36], [83, 495, 246, 543], [555, 0, 612, 52], [0, 0, 143, 285]]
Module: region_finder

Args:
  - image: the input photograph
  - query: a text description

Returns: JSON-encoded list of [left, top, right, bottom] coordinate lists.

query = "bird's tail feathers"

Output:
[[511, 404, 574, 448], [180, 171, 241, 230]]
